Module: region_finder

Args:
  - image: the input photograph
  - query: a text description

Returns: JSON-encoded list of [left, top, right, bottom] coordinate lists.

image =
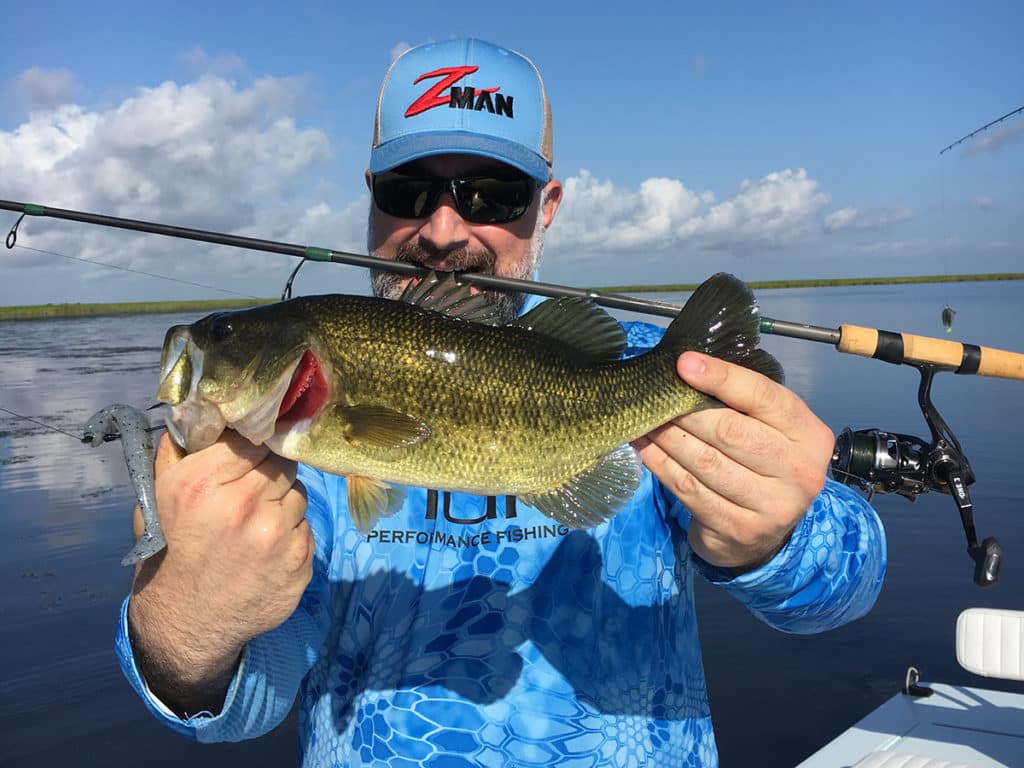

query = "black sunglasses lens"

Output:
[[453, 177, 536, 224], [373, 172, 439, 219], [373, 171, 537, 223]]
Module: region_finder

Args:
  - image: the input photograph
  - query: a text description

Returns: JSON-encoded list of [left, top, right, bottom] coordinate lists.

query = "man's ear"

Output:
[[364, 169, 373, 191], [541, 179, 563, 229]]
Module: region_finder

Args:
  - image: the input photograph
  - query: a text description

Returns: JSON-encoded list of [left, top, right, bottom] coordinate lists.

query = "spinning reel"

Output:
[[830, 363, 1002, 587]]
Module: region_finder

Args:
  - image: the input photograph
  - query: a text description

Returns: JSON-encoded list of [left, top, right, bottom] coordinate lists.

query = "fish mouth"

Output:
[[162, 341, 329, 451], [277, 350, 329, 426], [227, 348, 328, 445]]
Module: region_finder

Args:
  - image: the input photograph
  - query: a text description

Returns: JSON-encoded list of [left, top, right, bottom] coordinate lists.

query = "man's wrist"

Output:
[[127, 594, 243, 718], [729, 526, 795, 577]]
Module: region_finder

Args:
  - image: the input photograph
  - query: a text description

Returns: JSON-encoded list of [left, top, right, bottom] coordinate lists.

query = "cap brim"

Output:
[[370, 131, 549, 181]]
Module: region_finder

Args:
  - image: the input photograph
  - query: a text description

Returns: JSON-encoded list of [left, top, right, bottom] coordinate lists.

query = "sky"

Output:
[[0, 0, 1021, 306]]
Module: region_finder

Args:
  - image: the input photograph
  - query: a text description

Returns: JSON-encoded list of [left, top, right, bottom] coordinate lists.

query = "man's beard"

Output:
[[368, 198, 547, 324]]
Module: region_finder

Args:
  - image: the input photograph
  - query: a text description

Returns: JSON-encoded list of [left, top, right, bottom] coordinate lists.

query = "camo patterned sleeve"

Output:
[[622, 321, 887, 633], [666, 478, 886, 633], [114, 463, 335, 741]]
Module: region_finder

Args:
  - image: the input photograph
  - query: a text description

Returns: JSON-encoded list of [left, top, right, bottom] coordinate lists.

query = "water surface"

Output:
[[0, 282, 1021, 767]]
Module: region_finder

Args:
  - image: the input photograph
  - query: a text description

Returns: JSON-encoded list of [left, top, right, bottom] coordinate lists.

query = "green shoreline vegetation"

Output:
[[1, 272, 1021, 321], [595, 271, 1024, 294], [0, 297, 273, 321]]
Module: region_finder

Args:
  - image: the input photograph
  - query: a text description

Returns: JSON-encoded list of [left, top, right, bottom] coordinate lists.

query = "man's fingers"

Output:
[[678, 352, 807, 436], [132, 504, 145, 539], [231, 453, 301, 505], [672, 408, 785, 479], [154, 431, 186, 475], [136, 433, 185, 538], [639, 422, 763, 516], [175, 429, 272, 485]]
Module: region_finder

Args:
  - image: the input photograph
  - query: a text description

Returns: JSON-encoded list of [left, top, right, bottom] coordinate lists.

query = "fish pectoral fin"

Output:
[[337, 404, 432, 458], [346, 475, 407, 533], [519, 445, 642, 529]]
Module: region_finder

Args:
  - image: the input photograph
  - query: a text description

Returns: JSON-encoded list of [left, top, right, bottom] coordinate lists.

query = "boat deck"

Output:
[[797, 681, 1024, 768]]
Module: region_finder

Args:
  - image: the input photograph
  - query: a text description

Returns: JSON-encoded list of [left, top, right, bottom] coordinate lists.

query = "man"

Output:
[[117, 39, 885, 766]]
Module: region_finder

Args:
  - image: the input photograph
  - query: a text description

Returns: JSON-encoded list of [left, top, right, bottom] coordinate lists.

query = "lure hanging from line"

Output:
[[942, 304, 956, 334]]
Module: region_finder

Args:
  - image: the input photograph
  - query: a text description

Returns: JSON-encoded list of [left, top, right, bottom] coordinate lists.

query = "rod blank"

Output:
[[4, 198, 1023, 381]]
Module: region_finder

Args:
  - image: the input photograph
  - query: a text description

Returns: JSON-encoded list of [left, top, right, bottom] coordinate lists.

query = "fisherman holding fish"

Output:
[[116, 39, 885, 766]]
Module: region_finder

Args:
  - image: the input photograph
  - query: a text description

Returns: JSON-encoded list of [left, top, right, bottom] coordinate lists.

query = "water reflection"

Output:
[[0, 286, 1021, 767]]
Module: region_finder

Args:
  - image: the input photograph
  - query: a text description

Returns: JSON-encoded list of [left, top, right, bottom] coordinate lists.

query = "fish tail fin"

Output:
[[656, 273, 784, 385]]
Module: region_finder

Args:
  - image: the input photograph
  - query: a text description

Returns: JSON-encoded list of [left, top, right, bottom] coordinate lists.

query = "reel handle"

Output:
[[971, 537, 1002, 587]]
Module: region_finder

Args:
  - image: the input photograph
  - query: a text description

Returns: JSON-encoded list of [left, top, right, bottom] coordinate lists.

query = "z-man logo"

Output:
[[404, 65, 514, 119]]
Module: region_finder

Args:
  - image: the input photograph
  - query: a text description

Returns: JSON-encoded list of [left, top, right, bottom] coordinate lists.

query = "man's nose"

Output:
[[417, 191, 471, 253]]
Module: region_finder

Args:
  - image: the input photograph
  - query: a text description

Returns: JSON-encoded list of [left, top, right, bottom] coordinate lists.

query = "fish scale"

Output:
[[295, 298, 682, 489]]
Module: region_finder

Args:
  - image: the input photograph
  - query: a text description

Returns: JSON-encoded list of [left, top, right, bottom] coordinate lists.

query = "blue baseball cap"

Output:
[[370, 39, 554, 182]]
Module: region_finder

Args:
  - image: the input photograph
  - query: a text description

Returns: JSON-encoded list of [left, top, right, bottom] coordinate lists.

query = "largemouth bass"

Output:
[[157, 272, 783, 532]]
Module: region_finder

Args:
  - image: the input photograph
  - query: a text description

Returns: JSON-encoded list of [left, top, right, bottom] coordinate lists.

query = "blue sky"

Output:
[[1, 1, 1021, 305]]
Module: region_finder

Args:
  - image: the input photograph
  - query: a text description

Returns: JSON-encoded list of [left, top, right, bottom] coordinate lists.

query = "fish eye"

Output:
[[211, 317, 233, 342]]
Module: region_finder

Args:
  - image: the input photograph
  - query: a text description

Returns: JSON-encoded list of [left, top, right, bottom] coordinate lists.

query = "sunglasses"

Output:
[[372, 169, 540, 224]]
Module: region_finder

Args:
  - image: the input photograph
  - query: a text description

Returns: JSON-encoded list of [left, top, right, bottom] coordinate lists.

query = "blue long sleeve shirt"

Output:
[[115, 320, 886, 767]]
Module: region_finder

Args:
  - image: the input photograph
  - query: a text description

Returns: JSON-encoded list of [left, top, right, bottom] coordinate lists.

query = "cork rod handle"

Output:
[[837, 324, 1024, 380]]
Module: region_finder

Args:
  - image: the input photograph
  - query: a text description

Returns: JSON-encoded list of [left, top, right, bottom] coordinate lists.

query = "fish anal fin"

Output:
[[347, 475, 406, 533], [511, 297, 627, 365], [520, 445, 642, 528]]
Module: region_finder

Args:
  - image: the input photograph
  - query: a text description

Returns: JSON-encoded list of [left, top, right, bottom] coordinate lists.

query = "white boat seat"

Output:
[[956, 608, 1024, 681], [852, 751, 979, 768]]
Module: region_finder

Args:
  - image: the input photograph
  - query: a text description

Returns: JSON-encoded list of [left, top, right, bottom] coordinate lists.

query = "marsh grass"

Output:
[[2, 272, 1021, 320]]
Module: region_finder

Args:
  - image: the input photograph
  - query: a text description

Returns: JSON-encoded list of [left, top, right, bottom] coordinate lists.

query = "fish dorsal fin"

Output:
[[519, 445, 642, 528], [399, 271, 503, 326], [511, 297, 627, 365], [659, 272, 784, 385]]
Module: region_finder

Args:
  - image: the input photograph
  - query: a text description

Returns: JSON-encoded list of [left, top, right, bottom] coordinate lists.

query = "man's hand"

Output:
[[634, 351, 835, 572], [128, 430, 313, 716]]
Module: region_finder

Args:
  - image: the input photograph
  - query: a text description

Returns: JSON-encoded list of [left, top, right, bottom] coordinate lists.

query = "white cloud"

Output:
[[969, 195, 994, 210], [16, 67, 76, 111], [550, 168, 830, 254], [0, 73, 372, 302], [823, 205, 912, 233]]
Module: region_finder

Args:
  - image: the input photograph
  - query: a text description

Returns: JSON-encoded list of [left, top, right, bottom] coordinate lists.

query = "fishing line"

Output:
[[6, 243, 262, 299], [0, 404, 165, 443], [0, 405, 94, 442]]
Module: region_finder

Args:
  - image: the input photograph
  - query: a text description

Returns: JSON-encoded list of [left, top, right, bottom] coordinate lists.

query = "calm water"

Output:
[[0, 281, 1022, 767]]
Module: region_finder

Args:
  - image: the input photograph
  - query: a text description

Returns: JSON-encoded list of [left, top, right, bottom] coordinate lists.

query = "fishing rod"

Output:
[[939, 105, 1024, 155], [3, 198, 1021, 584], [4, 199, 1023, 378]]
